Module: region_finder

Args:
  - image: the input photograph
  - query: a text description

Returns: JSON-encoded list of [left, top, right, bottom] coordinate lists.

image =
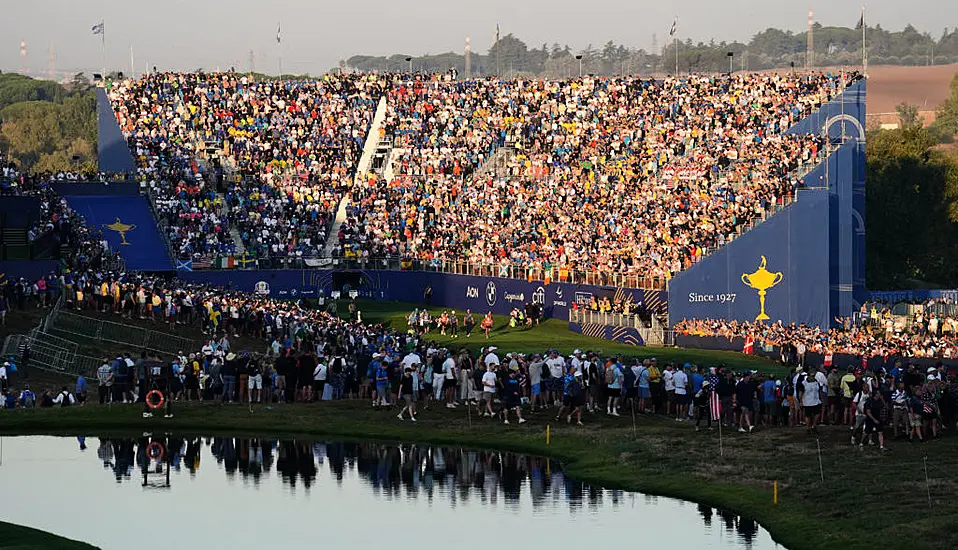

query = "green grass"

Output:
[[5, 300, 784, 380], [2, 402, 956, 550], [0, 521, 98, 550], [350, 299, 784, 374]]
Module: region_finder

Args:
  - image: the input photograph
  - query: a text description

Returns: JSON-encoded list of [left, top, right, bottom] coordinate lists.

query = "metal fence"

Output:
[[570, 309, 648, 330], [51, 310, 199, 356], [568, 309, 672, 346], [1, 332, 100, 376]]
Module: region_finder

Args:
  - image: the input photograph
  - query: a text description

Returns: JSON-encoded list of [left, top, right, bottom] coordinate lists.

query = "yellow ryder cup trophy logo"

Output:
[[741, 256, 783, 321], [104, 218, 136, 246]]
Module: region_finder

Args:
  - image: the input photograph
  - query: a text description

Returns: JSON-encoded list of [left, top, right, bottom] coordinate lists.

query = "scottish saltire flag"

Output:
[[92, 22, 104, 35], [176, 259, 193, 272]]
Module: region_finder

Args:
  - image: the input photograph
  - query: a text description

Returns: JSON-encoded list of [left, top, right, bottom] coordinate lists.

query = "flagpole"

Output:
[[495, 24, 501, 79], [673, 17, 678, 76], [101, 20, 106, 79], [674, 34, 678, 75], [861, 6, 867, 75], [277, 21, 283, 78], [130, 45, 135, 80]]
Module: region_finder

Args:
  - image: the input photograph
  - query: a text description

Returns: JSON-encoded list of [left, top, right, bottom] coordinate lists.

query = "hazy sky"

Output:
[[2, 0, 956, 77]]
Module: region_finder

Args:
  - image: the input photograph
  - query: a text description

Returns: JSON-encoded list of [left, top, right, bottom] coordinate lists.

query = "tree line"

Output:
[[0, 72, 98, 175], [867, 73, 958, 289], [345, 24, 958, 76]]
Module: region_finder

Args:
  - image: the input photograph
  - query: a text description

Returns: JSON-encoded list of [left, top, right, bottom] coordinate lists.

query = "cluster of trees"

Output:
[[345, 24, 958, 76], [0, 73, 97, 174], [867, 74, 958, 289]]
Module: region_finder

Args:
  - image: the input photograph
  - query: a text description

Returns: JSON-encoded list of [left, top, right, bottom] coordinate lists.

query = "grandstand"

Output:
[[55, 70, 866, 341]]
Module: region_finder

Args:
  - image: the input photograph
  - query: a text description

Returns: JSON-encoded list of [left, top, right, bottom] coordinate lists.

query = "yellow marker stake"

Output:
[[773, 481, 778, 505], [546, 424, 551, 445]]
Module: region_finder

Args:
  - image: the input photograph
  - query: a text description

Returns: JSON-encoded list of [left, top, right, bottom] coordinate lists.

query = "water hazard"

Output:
[[0, 436, 778, 549]]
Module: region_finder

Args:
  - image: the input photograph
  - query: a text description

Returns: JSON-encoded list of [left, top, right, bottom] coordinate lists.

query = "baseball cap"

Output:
[[574, 371, 583, 377]]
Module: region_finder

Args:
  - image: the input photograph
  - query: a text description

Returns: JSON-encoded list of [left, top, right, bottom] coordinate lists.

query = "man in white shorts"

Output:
[[247, 357, 264, 404]]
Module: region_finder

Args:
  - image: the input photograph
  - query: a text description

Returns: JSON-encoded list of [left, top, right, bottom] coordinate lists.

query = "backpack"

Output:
[[647, 365, 662, 383], [783, 377, 794, 398], [623, 367, 637, 391], [604, 365, 617, 385], [540, 363, 551, 380], [60, 391, 71, 407]]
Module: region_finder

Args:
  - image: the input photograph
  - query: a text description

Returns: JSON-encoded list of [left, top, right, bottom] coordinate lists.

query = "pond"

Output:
[[0, 436, 779, 549]]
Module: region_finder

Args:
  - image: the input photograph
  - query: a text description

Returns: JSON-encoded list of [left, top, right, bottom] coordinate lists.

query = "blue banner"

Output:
[[569, 322, 646, 346], [96, 88, 136, 174], [63, 195, 172, 271], [0, 260, 59, 282], [177, 269, 667, 321]]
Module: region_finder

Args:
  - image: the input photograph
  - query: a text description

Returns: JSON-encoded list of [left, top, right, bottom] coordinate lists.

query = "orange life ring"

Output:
[[146, 390, 165, 410], [146, 441, 165, 461]]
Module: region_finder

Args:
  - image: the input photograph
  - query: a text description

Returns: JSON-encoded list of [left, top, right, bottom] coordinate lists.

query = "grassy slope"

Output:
[[0, 522, 97, 550], [2, 402, 956, 550], [351, 300, 783, 374], [4, 299, 783, 377]]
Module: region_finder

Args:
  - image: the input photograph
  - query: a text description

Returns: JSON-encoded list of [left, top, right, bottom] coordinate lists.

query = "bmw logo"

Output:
[[485, 281, 497, 306]]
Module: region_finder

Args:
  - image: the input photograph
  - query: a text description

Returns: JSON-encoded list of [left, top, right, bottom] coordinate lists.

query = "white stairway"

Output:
[[319, 96, 390, 258], [322, 196, 350, 257], [357, 97, 389, 175], [214, 191, 244, 255]]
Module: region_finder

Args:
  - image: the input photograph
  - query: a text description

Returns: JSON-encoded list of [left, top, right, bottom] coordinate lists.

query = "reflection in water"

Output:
[[90, 435, 765, 548]]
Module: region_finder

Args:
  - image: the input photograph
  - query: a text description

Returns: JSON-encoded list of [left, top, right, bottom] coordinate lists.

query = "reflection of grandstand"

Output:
[[91, 70, 866, 330]]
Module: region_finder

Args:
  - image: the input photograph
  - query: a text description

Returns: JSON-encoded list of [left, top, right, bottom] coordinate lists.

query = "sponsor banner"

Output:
[[177, 269, 667, 320]]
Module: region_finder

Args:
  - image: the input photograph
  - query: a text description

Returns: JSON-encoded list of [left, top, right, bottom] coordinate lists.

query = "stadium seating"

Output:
[[109, 71, 856, 284]]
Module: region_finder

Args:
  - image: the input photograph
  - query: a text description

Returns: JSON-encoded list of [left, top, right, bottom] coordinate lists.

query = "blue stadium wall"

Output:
[[177, 269, 667, 321], [668, 79, 866, 328], [96, 88, 136, 174], [0, 260, 60, 282]]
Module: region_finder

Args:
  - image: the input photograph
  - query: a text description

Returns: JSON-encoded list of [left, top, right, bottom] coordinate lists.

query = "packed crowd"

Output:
[[2, 257, 956, 456], [109, 72, 387, 261], [674, 317, 958, 359], [107, 70, 855, 283], [337, 72, 846, 281]]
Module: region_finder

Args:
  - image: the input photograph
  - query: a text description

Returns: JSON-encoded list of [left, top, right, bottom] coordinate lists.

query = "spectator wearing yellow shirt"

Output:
[[840, 368, 859, 425]]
